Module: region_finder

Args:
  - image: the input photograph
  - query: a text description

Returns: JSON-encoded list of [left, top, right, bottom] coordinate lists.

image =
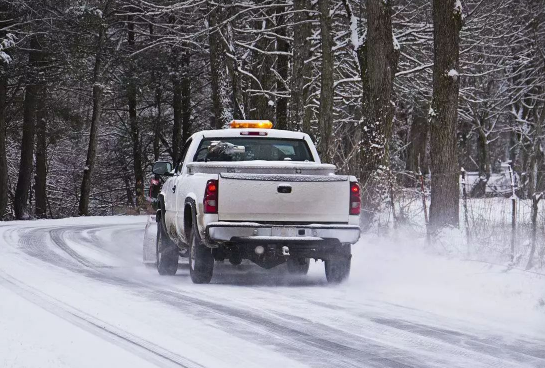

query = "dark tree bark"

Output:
[[405, 107, 429, 180], [181, 50, 191, 143], [172, 73, 182, 164], [361, 0, 399, 166], [172, 48, 192, 164], [35, 86, 47, 218], [79, 80, 104, 216], [248, 15, 274, 120], [358, 0, 399, 224], [208, 1, 232, 128], [79, 5, 109, 216], [153, 86, 162, 161], [14, 36, 42, 220], [150, 23, 162, 162], [341, 0, 367, 172], [275, 5, 289, 130], [471, 116, 491, 197], [0, 71, 8, 219], [127, 15, 144, 207], [223, 18, 245, 120], [527, 106, 545, 198], [290, 0, 312, 133], [429, 0, 463, 230], [318, 0, 334, 159]]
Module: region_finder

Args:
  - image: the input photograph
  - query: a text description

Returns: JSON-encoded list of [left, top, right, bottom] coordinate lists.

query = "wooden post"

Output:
[[461, 168, 470, 257], [419, 168, 428, 225], [508, 163, 517, 263], [389, 170, 397, 231], [527, 193, 542, 270]]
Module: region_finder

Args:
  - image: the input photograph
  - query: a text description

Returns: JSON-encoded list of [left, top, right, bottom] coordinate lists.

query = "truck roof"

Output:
[[190, 128, 310, 141]]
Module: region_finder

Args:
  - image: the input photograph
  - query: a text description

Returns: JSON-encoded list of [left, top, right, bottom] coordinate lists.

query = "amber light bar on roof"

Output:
[[229, 120, 273, 129]]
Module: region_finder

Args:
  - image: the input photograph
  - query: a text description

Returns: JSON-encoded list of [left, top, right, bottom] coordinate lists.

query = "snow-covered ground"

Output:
[[0, 216, 544, 368]]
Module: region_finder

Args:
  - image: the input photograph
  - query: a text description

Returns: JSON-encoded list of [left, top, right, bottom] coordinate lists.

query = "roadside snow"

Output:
[[0, 283, 157, 368], [344, 232, 545, 337]]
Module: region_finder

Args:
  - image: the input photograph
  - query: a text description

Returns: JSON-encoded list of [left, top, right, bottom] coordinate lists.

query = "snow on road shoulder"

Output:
[[0, 217, 310, 368], [0, 282, 157, 368], [345, 232, 545, 338]]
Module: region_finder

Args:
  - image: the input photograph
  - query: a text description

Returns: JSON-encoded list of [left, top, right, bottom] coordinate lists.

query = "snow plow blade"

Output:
[[143, 215, 157, 265]]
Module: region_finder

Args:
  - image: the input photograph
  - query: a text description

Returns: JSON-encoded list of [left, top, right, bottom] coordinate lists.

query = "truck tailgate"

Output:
[[218, 173, 350, 223]]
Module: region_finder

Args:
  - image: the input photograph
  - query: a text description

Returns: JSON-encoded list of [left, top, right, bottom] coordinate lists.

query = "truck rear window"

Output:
[[194, 138, 314, 162]]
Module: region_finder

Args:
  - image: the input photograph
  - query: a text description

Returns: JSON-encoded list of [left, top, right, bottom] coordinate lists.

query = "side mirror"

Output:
[[152, 161, 173, 176]]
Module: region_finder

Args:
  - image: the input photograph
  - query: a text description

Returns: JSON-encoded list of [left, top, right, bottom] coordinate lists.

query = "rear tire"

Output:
[[325, 244, 351, 284], [189, 223, 214, 284], [156, 221, 179, 276], [286, 258, 310, 275]]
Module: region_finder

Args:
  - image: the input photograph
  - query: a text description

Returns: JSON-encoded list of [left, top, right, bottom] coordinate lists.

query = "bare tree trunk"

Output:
[[151, 23, 161, 162], [0, 71, 8, 219], [172, 73, 182, 164], [35, 86, 47, 218], [79, 16, 107, 216], [429, 0, 463, 231], [248, 15, 274, 120], [181, 50, 191, 143], [127, 15, 144, 208], [208, 1, 232, 128], [340, 0, 365, 172], [318, 0, 334, 159], [276, 5, 289, 130], [405, 107, 429, 184], [15, 36, 41, 220], [527, 106, 545, 198], [359, 0, 399, 225], [526, 194, 542, 270], [471, 120, 490, 197], [290, 0, 312, 133], [153, 86, 162, 161]]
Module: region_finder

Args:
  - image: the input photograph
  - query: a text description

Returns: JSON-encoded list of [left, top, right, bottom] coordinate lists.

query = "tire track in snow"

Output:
[[0, 270, 203, 368], [370, 317, 545, 362], [13, 224, 418, 368], [158, 286, 541, 368], [9, 221, 545, 368], [49, 227, 106, 268], [16, 226, 83, 271], [201, 278, 545, 366], [247, 287, 545, 365], [139, 283, 543, 368]]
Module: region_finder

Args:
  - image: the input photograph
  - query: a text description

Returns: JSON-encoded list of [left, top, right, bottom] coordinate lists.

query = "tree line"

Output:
[[0, 0, 543, 234]]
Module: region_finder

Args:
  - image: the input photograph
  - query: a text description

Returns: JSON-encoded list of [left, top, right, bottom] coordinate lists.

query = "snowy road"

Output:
[[1, 216, 544, 368]]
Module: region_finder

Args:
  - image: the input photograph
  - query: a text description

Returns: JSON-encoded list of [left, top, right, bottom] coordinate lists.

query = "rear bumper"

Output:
[[206, 222, 361, 244]]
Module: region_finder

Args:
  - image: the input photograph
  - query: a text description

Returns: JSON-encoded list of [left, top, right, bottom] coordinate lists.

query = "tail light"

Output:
[[204, 179, 218, 213], [349, 182, 361, 215]]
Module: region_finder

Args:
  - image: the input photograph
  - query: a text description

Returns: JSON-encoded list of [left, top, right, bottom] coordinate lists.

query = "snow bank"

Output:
[[341, 232, 545, 337], [0, 283, 157, 368]]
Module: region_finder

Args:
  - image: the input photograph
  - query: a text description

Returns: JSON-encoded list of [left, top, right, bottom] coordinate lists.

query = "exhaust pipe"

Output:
[[282, 246, 290, 256]]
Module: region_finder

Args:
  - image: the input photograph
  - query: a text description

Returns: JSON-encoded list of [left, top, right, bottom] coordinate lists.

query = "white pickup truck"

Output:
[[150, 121, 361, 284]]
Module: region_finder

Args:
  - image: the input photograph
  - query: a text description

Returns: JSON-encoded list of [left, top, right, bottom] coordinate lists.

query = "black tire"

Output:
[[156, 220, 179, 276], [325, 244, 351, 284], [286, 257, 310, 275], [189, 222, 214, 284]]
